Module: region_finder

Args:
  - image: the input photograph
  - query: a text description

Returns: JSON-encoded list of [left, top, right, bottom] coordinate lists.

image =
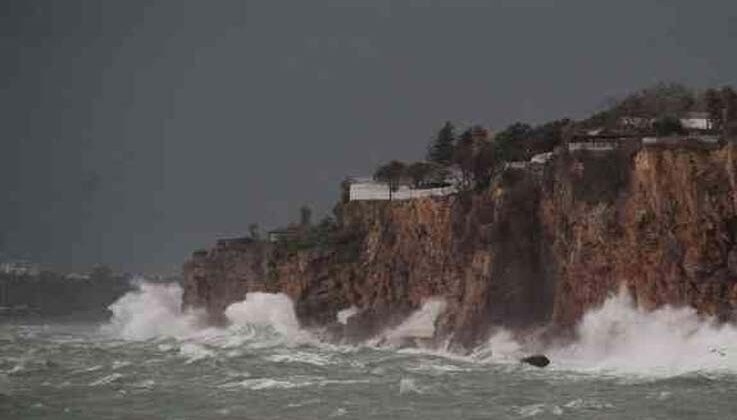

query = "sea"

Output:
[[3, 280, 737, 419]]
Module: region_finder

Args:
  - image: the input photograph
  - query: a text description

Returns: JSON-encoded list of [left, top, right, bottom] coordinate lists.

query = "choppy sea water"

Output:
[[3, 282, 737, 419]]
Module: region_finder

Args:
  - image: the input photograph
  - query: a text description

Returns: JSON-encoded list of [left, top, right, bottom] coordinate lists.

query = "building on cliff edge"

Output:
[[345, 177, 457, 201]]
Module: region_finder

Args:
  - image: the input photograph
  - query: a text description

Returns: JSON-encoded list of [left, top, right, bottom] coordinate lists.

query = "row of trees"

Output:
[[373, 160, 450, 199], [374, 119, 567, 195]]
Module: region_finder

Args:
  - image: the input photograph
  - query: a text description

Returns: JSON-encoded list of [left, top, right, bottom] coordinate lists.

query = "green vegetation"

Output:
[[427, 121, 456, 165], [373, 160, 407, 200], [270, 211, 365, 263], [582, 82, 737, 135], [372, 118, 568, 193], [653, 115, 686, 136], [704, 86, 737, 136]]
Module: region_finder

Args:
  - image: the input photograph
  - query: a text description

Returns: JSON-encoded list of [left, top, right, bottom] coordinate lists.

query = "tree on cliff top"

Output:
[[582, 82, 695, 129], [472, 141, 497, 190], [493, 122, 534, 162], [248, 223, 261, 241], [722, 86, 737, 137], [704, 88, 724, 130], [374, 160, 407, 200], [299, 205, 312, 227], [452, 128, 477, 189], [427, 122, 456, 165], [653, 115, 686, 136], [406, 161, 449, 188]]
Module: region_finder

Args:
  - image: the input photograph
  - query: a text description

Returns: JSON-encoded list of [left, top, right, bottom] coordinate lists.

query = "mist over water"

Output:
[[3, 281, 737, 419]]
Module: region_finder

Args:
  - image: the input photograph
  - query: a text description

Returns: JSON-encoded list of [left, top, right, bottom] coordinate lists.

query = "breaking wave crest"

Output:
[[103, 281, 311, 346], [103, 281, 737, 376], [546, 290, 737, 375], [472, 289, 737, 375], [103, 280, 204, 340]]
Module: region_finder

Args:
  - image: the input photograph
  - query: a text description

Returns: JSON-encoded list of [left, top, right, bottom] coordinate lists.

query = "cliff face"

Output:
[[182, 145, 737, 347], [182, 239, 270, 323], [546, 145, 737, 326]]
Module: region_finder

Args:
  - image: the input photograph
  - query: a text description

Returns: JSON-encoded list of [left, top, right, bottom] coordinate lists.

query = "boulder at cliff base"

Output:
[[520, 354, 550, 368]]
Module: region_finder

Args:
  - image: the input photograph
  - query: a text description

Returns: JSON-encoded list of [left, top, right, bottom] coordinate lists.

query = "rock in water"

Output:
[[520, 355, 550, 368]]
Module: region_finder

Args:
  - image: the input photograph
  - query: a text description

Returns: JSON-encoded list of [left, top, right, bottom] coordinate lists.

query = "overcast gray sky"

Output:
[[2, 0, 736, 273]]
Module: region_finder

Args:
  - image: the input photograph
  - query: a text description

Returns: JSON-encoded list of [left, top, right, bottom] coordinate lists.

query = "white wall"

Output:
[[568, 142, 616, 152], [680, 118, 711, 130], [349, 182, 455, 201]]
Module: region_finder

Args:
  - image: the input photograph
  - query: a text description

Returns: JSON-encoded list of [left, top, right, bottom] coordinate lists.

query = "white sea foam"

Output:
[[221, 377, 311, 390], [103, 280, 737, 377], [103, 280, 204, 340], [337, 306, 358, 325], [516, 403, 563, 417], [398, 377, 425, 395], [546, 289, 737, 375], [179, 342, 215, 364], [470, 329, 524, 363], [225, 292, 302, 338], [89, 373, 123, 386], [383, 298, 446, 344], [460, 288, 737, 376], [265, 351, 333, 366], [104, 281, 312, 348]]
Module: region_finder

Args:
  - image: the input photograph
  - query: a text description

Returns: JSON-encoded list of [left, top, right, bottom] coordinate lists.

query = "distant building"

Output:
[[680, 112, 713, 131], [267, 227, 301, 243], [530, 152, 554, 164], [618, 116, 653, 130], [568, 141, 617, 152], [0, 260, 40, 276], [642, 135, 720, 147], [216, 237, 255, 247], [504, 161, 530, 170]]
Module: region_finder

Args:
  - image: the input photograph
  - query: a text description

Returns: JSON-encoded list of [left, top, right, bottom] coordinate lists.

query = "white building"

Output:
[[0, 260, 40, 276], [619, 116, 652, 129], [347, 177, 456, 201], [568, 142, 617, 152], [680, 112, 713, 130], [504, 161, 530, 170], [530, 152, 554, 164], [642, 135, 720, 146]]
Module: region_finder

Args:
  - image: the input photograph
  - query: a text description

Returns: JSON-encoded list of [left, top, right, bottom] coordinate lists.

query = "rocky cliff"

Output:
[[546, 144, 737, 326], [182, 144, 737, 348]]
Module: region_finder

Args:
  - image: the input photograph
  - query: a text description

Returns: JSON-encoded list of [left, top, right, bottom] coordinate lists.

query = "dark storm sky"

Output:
[[2, 0, 736, 273]]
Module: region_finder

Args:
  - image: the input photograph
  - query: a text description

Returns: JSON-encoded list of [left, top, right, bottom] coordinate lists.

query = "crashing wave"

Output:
[[103, 281, 737, 376], [104, 281, 312, 346], [546, 289, 737, 375], [103, 280, 204, 340]]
